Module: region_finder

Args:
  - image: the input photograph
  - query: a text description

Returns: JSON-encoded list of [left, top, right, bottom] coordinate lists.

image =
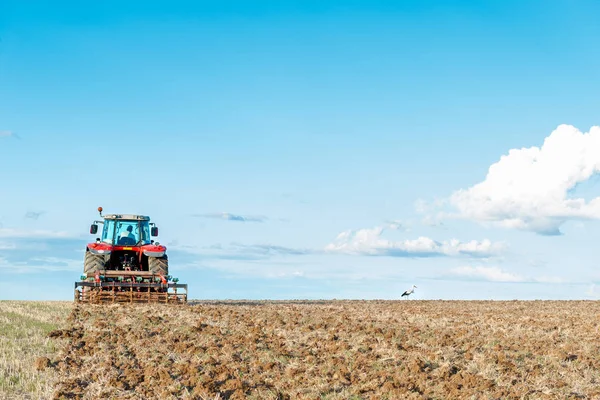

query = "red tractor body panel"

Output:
[[87, 242, 167, 256]]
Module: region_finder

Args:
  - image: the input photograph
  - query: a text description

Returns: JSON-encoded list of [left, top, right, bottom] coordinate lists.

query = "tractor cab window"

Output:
[[100, 219, 151, 245], [101, 220, 116, 244], [140, 222, 151, 245], [116, 221, 140, 246]]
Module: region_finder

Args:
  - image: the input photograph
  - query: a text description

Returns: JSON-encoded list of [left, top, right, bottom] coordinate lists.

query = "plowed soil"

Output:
[[46, 301, 600, 399]]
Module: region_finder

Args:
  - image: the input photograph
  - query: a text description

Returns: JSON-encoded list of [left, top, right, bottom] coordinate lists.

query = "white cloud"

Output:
[[447, 124, 600, 235], [0, 232, 90, 275], [421, 215, 446, 229], [0, 256, 81, 273], [265, 270, 305, 279], [585, 284, 600, 299], [448, 265, 564, 283], [324, 225, 504, 258], [170, 242, 312, 261], [0, 131, 20, 139], [450, 266, 524, 282], [193, 212, 268, 222], [386, 220, 408, 231], [24, 211, 45, 220], [0, 228, 71, 239]]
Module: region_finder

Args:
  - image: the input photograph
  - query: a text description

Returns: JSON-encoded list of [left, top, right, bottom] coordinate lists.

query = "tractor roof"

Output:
[[103, 214, 150, 221]]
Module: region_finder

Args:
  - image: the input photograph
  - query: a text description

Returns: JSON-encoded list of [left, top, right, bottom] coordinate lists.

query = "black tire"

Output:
[[149, 254, 169, 276], [83, 251, 105, 274]]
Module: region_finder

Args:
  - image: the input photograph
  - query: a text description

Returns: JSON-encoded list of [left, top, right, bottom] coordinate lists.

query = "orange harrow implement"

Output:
[[75, 271, 187, 303]]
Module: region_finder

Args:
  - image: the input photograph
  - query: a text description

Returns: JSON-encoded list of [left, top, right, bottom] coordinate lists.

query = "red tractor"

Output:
[[74, 207, 187, 303]]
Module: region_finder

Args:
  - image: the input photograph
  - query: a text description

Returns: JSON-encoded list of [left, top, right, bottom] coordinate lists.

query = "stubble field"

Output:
[[5, 300, 600, 399], [0, 301, 72, 399]]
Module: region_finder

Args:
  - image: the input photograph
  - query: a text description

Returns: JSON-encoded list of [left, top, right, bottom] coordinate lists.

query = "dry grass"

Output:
[[0, 301, 72, 400], [44, 300, 600, 399]]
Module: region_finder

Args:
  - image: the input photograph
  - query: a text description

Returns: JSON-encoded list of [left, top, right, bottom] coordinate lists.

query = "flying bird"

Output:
[[401, 285, 417, 299]]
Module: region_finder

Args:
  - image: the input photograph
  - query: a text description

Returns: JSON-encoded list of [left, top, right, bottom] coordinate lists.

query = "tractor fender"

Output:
[[143, 243, 166, 258], [87, 243, 112, 255], [143, 250, 166, 258]]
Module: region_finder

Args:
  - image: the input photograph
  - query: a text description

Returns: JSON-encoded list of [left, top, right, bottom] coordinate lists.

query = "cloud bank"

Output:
[[25, 211, 45, 220], [193, 212, 267, 223], [170, 222, 502, 263], [0, 229, 87, 273], [0, 131, 20, 139], [448, 124, 600, 235], [324, 225, 504, 258], [448, 266, 563, 283], [0, 228, 71, 239]]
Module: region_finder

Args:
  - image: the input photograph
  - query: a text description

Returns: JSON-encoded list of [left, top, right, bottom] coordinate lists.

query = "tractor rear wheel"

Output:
[[149, 254, 169, 276], [83, 251, 105, 274]]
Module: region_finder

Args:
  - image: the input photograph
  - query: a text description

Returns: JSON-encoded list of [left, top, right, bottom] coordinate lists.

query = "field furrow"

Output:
[[41, 300, 600, 399]]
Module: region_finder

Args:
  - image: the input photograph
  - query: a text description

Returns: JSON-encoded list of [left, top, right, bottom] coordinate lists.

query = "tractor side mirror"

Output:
[[90, 224, 98, 234], [151, 227, 158, 237]]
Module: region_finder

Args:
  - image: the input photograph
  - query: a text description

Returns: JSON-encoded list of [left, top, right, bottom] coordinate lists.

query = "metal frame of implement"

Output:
[[74, 270, 188, 304]]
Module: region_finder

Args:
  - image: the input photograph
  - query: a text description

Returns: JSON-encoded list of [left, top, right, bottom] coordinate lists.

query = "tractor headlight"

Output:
[[173, 278, 179, 283], [80, 275, 86, 280]]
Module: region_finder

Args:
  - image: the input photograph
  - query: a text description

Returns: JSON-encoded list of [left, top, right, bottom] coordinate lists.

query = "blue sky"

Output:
[[2, 0, 600, 300]]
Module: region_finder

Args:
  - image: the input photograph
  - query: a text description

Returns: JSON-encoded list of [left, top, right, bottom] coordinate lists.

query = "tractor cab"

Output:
[[101, 218, 151, 246], [90, 211, 159, 246], [87, 209, 162, 272]]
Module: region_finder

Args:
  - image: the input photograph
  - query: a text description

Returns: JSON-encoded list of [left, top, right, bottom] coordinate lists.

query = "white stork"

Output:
[[401, 285, 417, 299]]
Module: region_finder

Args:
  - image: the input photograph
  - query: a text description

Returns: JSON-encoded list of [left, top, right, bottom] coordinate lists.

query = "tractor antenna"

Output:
[[98, 206, 103, 217]]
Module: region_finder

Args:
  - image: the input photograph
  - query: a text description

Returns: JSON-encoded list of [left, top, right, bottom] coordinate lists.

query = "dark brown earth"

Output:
[[47, 300, 600, 399]]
